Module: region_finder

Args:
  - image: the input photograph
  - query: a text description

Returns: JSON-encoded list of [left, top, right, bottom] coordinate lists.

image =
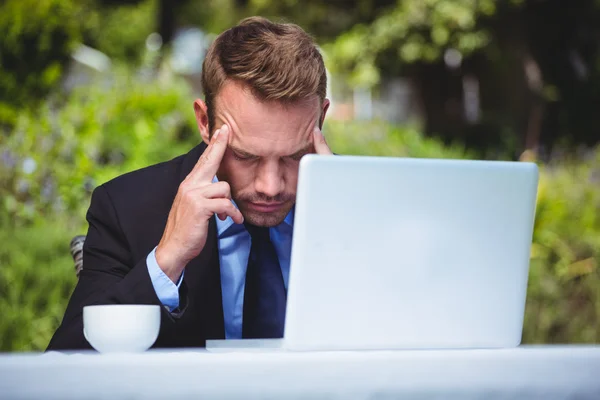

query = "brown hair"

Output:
[[201, 17, 327, 133]]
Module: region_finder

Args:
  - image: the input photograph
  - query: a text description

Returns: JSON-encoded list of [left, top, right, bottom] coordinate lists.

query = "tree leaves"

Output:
[[324, 0, 498, 87]]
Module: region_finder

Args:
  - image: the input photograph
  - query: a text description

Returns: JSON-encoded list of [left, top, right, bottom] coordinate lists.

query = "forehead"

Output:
[[213, 81, 320, 155]]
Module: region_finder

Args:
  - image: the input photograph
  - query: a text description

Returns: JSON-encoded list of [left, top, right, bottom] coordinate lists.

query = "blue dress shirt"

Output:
[[146, 203, 293, 339]]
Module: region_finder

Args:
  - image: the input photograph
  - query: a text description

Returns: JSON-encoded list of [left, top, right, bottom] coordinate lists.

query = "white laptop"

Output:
[[207, 154, 539, 351]]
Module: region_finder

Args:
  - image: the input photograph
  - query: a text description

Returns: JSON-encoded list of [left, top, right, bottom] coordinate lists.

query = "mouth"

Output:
[[247, 201, 285, 213]]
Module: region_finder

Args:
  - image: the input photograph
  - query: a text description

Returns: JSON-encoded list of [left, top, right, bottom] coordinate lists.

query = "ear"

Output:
[[319, 98, 330, 129], [193, 99, 210, 145]]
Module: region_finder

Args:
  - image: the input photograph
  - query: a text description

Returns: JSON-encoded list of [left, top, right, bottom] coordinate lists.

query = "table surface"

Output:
[[1, 345, 599, 399]]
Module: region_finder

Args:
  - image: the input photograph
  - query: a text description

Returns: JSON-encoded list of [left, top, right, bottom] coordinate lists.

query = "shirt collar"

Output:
[[212, 176, 294, 238]]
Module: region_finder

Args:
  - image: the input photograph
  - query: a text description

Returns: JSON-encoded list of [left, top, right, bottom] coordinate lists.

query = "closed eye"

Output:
[[229, 145, 310, 162], [233, 152, 257, 161], [286, 146, 312, 161], [287, 151, 308, 161]]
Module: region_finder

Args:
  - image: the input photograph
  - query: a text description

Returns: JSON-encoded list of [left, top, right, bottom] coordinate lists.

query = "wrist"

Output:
[[155, 244, 186, 283]]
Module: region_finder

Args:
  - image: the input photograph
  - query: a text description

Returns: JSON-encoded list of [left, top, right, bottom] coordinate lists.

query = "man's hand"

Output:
[[313, 127, 333, 155], [156, 125, 243, 282]]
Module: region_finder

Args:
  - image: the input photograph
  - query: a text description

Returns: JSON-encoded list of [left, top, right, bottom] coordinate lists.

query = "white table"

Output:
[[1, 346, 599, 399]]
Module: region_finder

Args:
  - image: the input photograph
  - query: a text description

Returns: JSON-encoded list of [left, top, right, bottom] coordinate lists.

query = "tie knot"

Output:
[[244, 222, 270, 241]]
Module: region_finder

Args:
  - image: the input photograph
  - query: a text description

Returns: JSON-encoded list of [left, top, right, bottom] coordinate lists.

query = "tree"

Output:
[[0, 0, 157, 126], [0, 0, 91, 124], [323, 0, 600, 156]]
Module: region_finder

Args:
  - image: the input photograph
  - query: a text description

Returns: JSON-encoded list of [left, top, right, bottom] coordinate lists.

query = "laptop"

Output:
[[206, 154, 539, 351]]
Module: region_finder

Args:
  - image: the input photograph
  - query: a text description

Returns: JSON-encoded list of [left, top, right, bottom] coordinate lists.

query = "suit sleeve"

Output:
[[46, 185, 187, 351]]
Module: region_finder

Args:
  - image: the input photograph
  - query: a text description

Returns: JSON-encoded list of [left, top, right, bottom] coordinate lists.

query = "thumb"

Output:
[[313, 127, 333, 155]]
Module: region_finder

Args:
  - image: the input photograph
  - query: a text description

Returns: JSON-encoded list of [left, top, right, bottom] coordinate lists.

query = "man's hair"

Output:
[[201, 17, 327, 133]]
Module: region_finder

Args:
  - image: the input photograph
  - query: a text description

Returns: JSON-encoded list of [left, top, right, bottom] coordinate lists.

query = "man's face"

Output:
[[196, 81, 329, 227]]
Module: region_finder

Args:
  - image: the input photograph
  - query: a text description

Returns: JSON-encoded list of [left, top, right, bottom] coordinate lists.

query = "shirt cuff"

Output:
[[146, 247, 184, 312]]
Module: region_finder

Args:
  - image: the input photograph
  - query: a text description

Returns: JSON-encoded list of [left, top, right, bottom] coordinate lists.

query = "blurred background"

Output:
[[1, 0, 599, 351]]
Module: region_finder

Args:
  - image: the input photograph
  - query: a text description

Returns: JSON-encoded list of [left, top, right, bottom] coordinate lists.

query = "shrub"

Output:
[[0, 218, 77, 351], [524, 156, 600, 343], [0, 66, 197, 351], [1, 70, 599, 351], [0, 0, 89, 124], [0, 0, 157, 126]]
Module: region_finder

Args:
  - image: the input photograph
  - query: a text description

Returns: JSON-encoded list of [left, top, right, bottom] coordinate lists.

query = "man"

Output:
[[47, 16, 333, 350]]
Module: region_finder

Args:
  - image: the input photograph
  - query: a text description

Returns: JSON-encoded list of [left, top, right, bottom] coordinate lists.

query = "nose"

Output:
[[254, 160, 285, 199]]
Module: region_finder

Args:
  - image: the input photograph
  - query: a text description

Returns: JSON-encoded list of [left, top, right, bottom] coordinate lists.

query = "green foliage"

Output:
[[0, 0, 91, 122], [2, 70, 600, 350], [85, 0, 157, 63], [177, 0, 243, 34], [0, 219, 78, 351], [1, 66, 197, 229], [0, 65, 198, 351], [323, 0, 498, 87], [325, 120, 473, 160], [524, 157, 600, 343], [178, 0, 396, 40], [0, 0, 157, 125]]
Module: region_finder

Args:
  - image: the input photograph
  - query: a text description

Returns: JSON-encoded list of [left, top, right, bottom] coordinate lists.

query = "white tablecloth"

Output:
[[1, 345, 599, 399]]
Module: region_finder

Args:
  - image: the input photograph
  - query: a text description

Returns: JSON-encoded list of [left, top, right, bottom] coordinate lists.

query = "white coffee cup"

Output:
[[83, 304, 161, 353]]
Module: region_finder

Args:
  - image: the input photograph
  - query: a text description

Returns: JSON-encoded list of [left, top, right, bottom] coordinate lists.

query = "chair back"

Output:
[[70, 235, 86, 277]]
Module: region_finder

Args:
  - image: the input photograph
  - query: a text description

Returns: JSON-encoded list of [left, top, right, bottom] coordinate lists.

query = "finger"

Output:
[[312, 127, 333, 155], [217, 213, 227, 221], [190, 124, 230, 182], [201, 181, 231, 199], [207, 198, 244, 224]]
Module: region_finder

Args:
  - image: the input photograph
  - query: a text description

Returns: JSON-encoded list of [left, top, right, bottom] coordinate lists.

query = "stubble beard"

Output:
[[234, 192, 295, 227], [241, 205, 293, 227]]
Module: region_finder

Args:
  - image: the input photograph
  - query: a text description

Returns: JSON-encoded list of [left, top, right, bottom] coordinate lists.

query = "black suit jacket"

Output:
[[47, 143, 226, 350]]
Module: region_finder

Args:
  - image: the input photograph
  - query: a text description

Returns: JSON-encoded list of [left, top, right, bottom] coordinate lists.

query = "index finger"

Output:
[[190, 124, 230, 183]]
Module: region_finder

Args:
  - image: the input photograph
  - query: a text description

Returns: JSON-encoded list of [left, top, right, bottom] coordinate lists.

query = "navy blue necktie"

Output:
[[242, 223, 287, 338]]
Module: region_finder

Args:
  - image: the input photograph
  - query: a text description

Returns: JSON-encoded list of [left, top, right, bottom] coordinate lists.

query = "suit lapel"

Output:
[[179, 142, 226, 340], [183, 217, 225, 340]]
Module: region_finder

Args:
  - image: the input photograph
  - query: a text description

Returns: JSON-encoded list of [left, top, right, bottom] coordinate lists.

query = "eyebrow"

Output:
[[229, 143, 312, 159]]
